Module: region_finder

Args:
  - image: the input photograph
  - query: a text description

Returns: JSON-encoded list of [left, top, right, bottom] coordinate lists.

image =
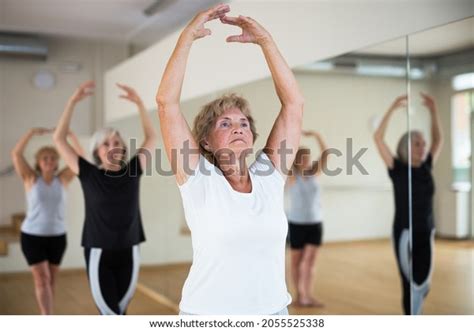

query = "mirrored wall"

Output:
[[287, 37, 410, 314]]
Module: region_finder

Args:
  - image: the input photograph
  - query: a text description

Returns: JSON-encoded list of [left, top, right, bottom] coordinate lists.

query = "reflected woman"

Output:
[[11, 127, 84, 314], [156, 4, 304, 315], [286, 131, 328, 307], [373, 93, 443, 314]]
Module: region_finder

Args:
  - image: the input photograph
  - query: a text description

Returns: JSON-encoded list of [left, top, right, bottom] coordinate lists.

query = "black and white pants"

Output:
[[84, 245, 140, 315], [392, 227, 435, 315]]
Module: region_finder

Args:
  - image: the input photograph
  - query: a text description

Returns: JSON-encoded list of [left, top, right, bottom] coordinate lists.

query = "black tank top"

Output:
[[78, 155, 145, 249], [388, 153, 435, 232]]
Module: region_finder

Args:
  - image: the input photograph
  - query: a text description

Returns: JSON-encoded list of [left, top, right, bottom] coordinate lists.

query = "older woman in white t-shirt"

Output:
[[156, 4, 304, 315]]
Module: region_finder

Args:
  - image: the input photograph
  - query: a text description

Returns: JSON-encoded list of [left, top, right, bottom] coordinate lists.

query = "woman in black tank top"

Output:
[[53, 81, 157, 315], [373, 93, 443, 314]]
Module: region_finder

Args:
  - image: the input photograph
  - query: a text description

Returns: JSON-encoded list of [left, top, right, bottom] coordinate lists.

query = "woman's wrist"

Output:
[[66, 98, 77, 108], [258, 34, 274, 48], [136, 99, 146, 109], [178, 31, 195, 47], [388, 106, 397, 114]]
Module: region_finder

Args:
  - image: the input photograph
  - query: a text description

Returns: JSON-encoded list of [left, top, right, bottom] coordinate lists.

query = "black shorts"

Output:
[[288, 222, 323, 249], [21, 232, 67, 266]]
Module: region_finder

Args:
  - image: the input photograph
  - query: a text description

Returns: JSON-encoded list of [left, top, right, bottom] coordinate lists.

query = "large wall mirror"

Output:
[[289, 37, 411, 314]]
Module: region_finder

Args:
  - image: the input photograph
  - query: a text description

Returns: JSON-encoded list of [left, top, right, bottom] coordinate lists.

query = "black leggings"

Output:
[[392, 227, 434, 314], [84, 246, 140, 315]]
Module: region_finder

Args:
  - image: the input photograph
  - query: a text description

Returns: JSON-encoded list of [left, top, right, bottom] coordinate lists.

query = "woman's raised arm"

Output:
[[373, 95, 407, 169], [11, 128, 52, 182], [117, 83, 157, 171], [221, 15, 304, 179], [53, 81, 94, 175], [156, 4, 230, 185]]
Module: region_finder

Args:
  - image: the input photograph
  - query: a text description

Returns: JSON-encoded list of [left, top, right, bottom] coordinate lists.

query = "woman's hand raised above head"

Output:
[[220, 15, 271, 46], [181, 3, 230, 43], [117, 83, 144, 107], [31, 127, 54, 136], [389, 95, 408, 112], [69, 80, 94, 105], [420, 92, 437, 112], [302, 130, 320, 138]]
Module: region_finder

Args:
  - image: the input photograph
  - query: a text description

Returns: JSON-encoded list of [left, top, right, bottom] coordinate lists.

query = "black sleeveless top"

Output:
[[78, 155, 145, 249], [388, 153, 435, 232]]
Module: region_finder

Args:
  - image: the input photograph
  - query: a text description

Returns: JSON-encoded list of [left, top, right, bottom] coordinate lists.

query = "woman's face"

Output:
[[205, 107, 254, 162], [97, 133, 126, 167], [411, 133, 426, 164], [38, 151, 59, 174]]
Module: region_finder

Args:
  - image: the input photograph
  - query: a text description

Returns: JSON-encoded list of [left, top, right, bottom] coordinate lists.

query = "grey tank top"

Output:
[[21, 176, 66, 236], [287, 175, 322, 224]]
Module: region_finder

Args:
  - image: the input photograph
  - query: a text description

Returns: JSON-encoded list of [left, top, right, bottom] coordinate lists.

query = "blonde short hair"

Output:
[[192, 93, 258, 164], [34, 146, 59, 173], [90, 128, 127, 166]]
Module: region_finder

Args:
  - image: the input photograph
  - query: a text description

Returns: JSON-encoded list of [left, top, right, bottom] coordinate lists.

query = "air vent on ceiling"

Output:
[[0, 33, 48, 60]]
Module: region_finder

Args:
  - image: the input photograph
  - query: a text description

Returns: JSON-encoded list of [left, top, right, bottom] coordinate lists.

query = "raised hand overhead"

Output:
[[53, 81, 95, 175], [373, 95, 408, 169], [183, 3, 230, 41], [117, 83, 143, 105], [32, 127, 55, 135], [11, 127, 54, 184], [116, 83, 157, 171], [69, 80, 95, 104], [420, 92, 443, 162], [220, 15, 271, 45], [156, 4, 231, 185]]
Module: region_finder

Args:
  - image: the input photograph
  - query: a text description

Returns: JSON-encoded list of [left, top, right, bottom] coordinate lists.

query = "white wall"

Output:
[[103, 0, 474, 123], [420, 77, 463, 237]]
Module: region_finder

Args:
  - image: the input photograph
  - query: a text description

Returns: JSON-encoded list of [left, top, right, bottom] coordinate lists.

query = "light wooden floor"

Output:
[[1, 239, 472, 315], [0, 269, 176, 315]]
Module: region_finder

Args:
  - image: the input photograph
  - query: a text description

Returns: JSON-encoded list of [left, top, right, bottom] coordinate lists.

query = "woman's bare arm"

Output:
[[221, 15, 304, 179], [156, 4, 230, 185]]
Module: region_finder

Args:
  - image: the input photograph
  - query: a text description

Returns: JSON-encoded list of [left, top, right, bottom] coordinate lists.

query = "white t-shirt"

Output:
[[178, 152, 292, 315]]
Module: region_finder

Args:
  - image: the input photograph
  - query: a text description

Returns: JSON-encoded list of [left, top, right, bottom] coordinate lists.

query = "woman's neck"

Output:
[[218, 158, 251, 191], [411, 158, 423, 168], [41, 172, 55, 183]]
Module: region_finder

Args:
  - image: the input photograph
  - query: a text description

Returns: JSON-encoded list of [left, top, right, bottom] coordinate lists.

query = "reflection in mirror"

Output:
[[288, 37, 410, 314], [407, 17, 474, 314]]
